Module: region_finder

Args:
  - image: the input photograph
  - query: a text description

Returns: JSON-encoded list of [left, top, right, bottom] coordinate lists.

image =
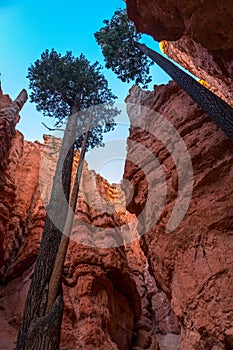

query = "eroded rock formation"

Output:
[[124, 83, 233, 350], [122, 6, 233, 346], [0, 89, 28, 273]]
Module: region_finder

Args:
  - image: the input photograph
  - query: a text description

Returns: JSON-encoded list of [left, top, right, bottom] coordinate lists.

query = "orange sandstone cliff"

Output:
[[123, 83, 233, 350], [122, 5, 233, 346]]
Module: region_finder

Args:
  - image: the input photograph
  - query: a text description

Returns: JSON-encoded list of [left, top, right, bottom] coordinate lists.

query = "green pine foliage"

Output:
[[95, 9, 153, 88], [27, 49, 119, 150]]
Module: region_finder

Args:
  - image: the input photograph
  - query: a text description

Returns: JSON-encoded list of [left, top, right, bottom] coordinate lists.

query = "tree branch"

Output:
[[41, 122, 61, 131]]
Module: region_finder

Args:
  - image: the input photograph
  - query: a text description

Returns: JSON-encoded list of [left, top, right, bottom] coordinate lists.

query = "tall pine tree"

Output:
[[17, 50, 118, 350], [95, 9, 233, 140]]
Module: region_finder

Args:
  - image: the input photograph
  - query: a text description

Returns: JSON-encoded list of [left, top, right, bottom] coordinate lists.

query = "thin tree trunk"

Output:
[[135, 42, 233, 140], [46, 112, 93, 313], [16, 107, 79, 350]]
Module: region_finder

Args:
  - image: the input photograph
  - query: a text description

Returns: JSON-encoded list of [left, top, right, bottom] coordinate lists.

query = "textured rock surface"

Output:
[[59, 162, 142, 349], [0, 89, 28, 272], [126, 0, 233, 110], [124, 83, 233, 350], [1, 134, 43, 282], [161, 38, 233, 107], [126, 0, 233, 59], [0, 89, 11, 109], [125, 239, 180, 350], [0, 89, 27, 174], [124, 2, 233, 346]]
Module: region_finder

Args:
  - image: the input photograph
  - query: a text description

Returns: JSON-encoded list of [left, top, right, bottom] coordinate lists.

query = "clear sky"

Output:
[[0, 0, 170, 182]]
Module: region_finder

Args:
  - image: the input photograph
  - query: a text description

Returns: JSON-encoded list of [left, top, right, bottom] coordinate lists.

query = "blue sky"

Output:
[[0, 0, 170, 182]]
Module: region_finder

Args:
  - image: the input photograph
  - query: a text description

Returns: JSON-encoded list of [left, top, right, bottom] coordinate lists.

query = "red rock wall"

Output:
[[123, 83, 233, 350], [0, 89, 28, 272], [123, 3, 233, 346], [0, 89, 11, 109], [0, 132, 45, 349], [0, 89, 27, 174], [126, 0, 233, 108], [126, 0, 233, 60]]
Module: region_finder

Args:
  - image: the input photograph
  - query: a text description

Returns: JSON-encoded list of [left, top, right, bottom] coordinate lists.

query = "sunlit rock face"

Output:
[[124, 83, 233, 350], [0, 89, 30, 275], [0, 89, 11, 109], [160, 38, 233, 108], [0, 90, 17, 174]]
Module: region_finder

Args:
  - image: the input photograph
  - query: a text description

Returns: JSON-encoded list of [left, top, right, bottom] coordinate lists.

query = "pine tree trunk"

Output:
[[135, 42, 233, 140], [19, 297, 64, 350], [16, 109, 78, 350], [46, 112, 93, 313]]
